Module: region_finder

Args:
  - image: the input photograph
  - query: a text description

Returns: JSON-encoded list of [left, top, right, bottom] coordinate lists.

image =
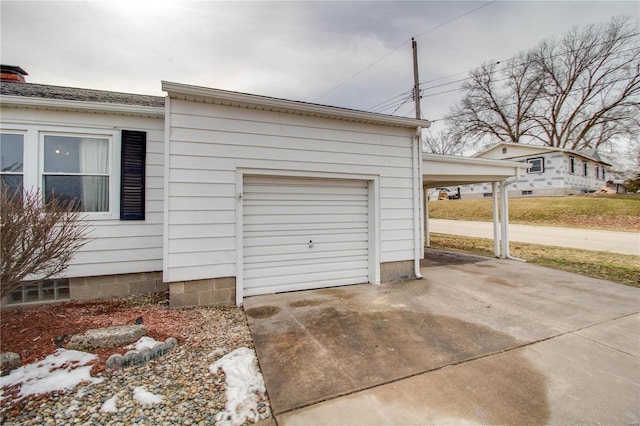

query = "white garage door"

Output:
[[243, 176, 369, 296]]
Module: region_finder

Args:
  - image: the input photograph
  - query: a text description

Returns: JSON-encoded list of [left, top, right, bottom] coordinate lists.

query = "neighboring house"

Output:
[[460, 142, 611, 198], [1, 70, 431, 308]]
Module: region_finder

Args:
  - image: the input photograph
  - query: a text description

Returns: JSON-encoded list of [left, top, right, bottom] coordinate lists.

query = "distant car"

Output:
[[429, 187, 460, 200]]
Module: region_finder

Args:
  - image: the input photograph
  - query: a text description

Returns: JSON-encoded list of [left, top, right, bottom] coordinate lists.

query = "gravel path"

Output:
[[1, 306, 272, 426]]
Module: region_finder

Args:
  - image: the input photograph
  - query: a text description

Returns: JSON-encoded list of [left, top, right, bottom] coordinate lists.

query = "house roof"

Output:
[[162, 81, 431, 129], [473, 142, 611, 166], [0, 81, 164, 107]]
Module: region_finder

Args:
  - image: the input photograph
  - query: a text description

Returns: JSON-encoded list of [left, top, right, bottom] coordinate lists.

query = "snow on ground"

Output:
[[133, 386, 164, 406], [124, 336, 160, 351], [209, 347, 266, 426], [0, 349, 103, 403], [100, 394, 119, 413]]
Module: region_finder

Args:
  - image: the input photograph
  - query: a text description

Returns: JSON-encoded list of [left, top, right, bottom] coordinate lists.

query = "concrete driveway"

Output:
[[245, 249, 640, 425]]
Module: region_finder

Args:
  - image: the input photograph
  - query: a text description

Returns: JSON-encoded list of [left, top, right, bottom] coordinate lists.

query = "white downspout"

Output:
[[413, 126, 424, 279], [492, 181, 500, 258], [424, 187, 430, 247], [500, 178, 525, 262]]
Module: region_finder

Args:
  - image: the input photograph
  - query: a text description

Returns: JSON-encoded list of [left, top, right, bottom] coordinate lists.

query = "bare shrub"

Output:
[[0, 188, 91, 298]]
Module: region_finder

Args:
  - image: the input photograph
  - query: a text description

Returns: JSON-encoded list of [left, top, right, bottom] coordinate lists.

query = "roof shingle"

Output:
[[0, 81, 164, 108]]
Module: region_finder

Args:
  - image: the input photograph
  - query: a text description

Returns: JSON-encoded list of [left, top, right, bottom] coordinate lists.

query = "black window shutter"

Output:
[[120, 130, 146, 220]]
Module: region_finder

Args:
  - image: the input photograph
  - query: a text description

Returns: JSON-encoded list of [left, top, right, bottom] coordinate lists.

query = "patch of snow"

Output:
[[124, 336, 160, 351], [100, 394, 119, 413], [133, 386, 164, 406], [0, 349, 103, 403], [209, 347, 266, 426]]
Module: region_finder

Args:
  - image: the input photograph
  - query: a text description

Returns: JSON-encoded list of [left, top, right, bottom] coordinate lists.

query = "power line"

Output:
[[371, 41, 639, 115], [428, 74, 640, 123], [412, 1, 497, 39], [420, 48, 639, 99], [313, 1, 498, 102], [367, 88, 413, 112], [391, 94, 415, 115]]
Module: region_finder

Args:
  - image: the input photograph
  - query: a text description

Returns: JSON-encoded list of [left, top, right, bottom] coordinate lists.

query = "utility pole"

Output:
[[412, 37, 421, 120]]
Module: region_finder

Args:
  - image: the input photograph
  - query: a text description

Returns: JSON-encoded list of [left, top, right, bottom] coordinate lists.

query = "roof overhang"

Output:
[[423, 153, 529, 187], [162, 81, 431, 129], [0, 95, 165, 118]]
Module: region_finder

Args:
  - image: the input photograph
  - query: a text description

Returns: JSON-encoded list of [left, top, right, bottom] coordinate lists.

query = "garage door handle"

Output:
[[309, 240, 314, 248]]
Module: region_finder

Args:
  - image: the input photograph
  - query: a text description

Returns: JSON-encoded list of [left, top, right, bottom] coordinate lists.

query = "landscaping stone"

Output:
[[0, 352, 21, 376], [105, 337, 180, 370], [67, 325, 147, 351]]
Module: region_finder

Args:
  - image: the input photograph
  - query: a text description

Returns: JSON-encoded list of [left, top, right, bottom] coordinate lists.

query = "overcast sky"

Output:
[[1, 1, 638, 132]]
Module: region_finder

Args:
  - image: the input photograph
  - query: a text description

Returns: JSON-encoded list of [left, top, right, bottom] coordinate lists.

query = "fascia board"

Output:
[[423, 153, 529, 169], [162, 80, 430, 129]]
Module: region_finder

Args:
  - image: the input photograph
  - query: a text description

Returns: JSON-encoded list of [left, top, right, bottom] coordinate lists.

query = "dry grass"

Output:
[[428, 195, 640, 231], [430, 233, 640, 288]]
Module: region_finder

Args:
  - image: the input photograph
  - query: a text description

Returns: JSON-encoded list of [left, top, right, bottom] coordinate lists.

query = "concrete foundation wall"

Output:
[[380, 260, 415, 283], [169, 277, 236, 308], [457, 187, 593, 199], [70, 272, 167, 300]]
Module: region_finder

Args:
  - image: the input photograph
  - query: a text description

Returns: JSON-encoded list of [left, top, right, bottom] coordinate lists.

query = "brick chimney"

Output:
[[1, 65, 28, 83]]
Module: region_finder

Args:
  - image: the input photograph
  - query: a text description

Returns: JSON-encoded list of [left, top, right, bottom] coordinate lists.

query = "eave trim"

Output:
[[162, 81, 431, 128]]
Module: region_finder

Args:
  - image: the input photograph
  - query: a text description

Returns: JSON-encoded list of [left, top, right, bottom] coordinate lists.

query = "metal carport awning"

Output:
[[422, 154, 529, 259]]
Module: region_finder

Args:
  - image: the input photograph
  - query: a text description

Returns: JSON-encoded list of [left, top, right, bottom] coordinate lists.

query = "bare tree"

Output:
[[449, 16, 640, 151], [423, 129, 468, 155], [1, 188, 91, 299], [449, 54, 543, 146]]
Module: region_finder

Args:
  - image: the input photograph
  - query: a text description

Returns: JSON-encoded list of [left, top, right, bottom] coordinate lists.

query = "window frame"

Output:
[[0, 131, 26, 195], [583, 161, 588, 177], [526, 157, 544, 174], [569, 156, 576, 174], [39, 129, 120, 219]]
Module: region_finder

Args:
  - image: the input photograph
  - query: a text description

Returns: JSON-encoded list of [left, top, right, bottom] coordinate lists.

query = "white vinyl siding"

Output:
[[243, 176, 369, 295], [165, 99, 416, 283], [0, 107, 164, 278]]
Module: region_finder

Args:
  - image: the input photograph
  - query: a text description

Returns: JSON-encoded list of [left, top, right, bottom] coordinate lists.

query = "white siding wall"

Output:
[[0, 107, 164, 277], [467, 147, 609, 197], [165, 99, 416, 283]]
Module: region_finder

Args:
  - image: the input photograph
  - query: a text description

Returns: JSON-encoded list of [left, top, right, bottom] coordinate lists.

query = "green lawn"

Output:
[[428, 195, 640, 231], [430, 233, 640, 288]]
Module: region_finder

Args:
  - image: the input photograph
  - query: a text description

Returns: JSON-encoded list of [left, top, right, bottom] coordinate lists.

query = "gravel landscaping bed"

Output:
[[0, 293, 272, 425]]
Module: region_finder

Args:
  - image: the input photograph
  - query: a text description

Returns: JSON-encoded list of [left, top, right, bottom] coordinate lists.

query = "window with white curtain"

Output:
[[42, 134, 110, 212]]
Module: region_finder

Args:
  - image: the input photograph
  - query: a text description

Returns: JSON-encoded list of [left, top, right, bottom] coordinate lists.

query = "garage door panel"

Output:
[[244, 276, 369, 297], [244, 213, 369, 226], [244, 252, 368, 268], [243, 241, 369, 257], [243, 176, 369, 294], [244, 267, 370, 290], [245, 204, 367, 216], [246, 178, 367, 191], [244, 222, 367, 233], [244, 233, 368, 248], [242, 249, 368, 265], [244, 258, 368, 280], [243, 188, 367, 204]]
